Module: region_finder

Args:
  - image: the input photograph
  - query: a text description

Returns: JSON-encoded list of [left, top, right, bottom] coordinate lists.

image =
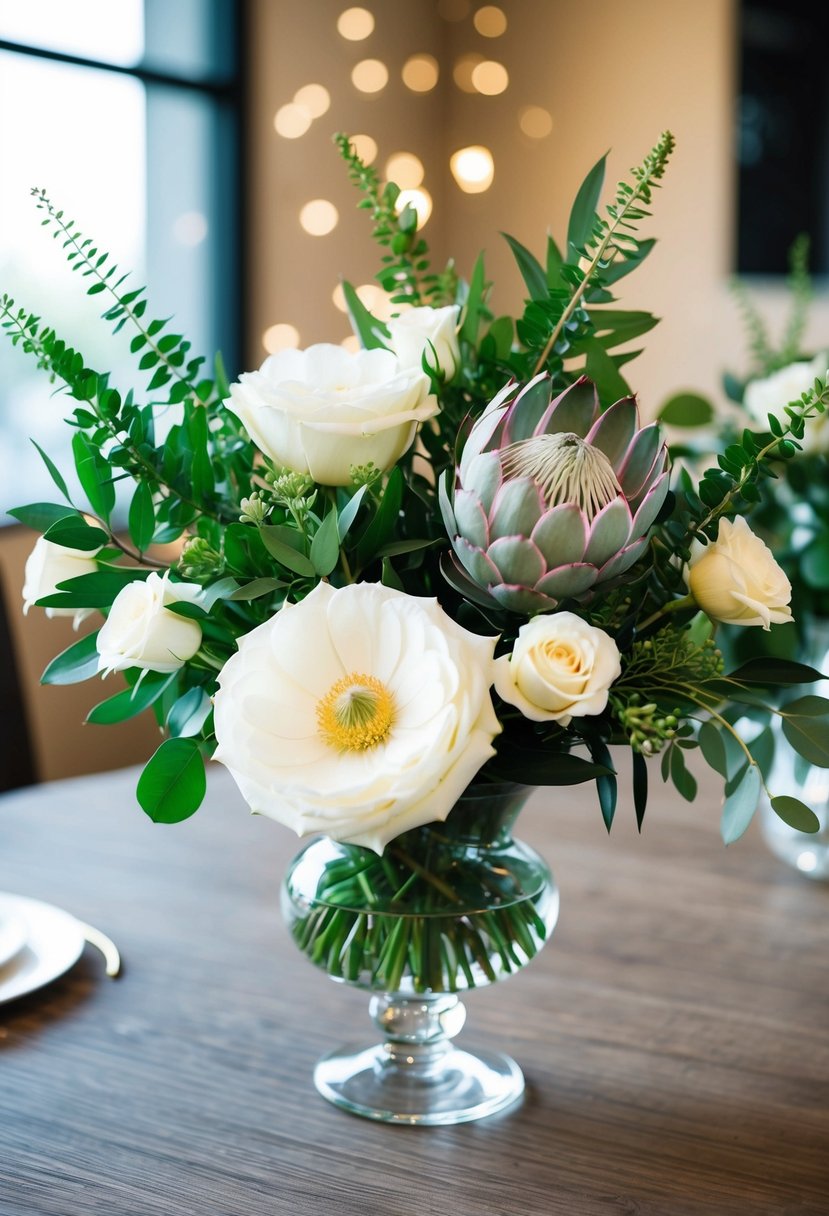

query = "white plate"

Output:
[[0, 892, 85, 1005], [0, 910, 27, 969]]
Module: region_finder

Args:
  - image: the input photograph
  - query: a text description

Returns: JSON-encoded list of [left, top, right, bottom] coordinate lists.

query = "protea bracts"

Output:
[[439, 374, 670, 613]]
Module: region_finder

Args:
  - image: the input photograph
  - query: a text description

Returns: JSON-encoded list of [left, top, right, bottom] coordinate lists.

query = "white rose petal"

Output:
[[224, 343, 438, 486], [385, 304, 461, 380], [212, 581, 501, 853], [687, 516, 793, 630], [743, 354, 829, 455], [96, 571, 203, 674], [22, 536, 100, 630], [494, 611, 621, 727]]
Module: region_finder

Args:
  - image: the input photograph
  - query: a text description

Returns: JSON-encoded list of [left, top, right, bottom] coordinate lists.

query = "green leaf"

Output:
[[41, 630, 100, 685], [197, 576, 242, 611], [598, 237, 655, 285], [375, 538, 435, 558], [260, 528, 316, 577], [227, 577, 285, 601], [31, 440, 71, 501], [546, 234, 565, 289], [698, 720, 728, 777], [567, 152, 607, 257], [582, 338, 630, 403], [8, 502, 79, 531], [42, 517, 108, 551], [781, 703, 829, 767], [670, 744, 698, 801], [658, 392, 714, 427], [341, 280, 389, 351], [489, 748, 614, 786], [770, 795, 821, 833], [356, 466, 403, 567], [337, 484, 368, 542], [501, 233, 548, 301], [166, 686, 212, 738], [128, 481, 155, 551], [632, 750, 648, 830], [136, 737, 206, 824], [728, 659, 827, 686], [72, 431, 115, 521], [460, 252, 487, 346], [748, 726, 775, 781], [86, 671, 176, 724], [186, 403, 214, 502], [310, 509, 341, 577], [36, 568, 148, 609], [720, 763, 761, 844]]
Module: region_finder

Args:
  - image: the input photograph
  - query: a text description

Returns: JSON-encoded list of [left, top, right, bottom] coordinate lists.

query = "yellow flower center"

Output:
[[501, 432, 622, 521], [316, 672, 395, 752]]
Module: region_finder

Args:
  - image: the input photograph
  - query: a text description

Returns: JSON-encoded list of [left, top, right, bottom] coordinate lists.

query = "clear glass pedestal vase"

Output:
[[281, 782, 558, 1125], [759, 617, 829, 880]]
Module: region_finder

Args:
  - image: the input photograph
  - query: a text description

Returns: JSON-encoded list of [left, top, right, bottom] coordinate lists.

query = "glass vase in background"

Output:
[[281, 782, 559, 1125], [760, 618, 829, 879]]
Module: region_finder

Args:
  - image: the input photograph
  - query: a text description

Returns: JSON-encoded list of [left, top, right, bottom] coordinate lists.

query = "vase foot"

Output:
[[314, 1042, 525, 1125]]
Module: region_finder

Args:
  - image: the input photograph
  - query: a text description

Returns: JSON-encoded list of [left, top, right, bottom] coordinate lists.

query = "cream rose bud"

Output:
[[96, 571, 203, 674], [22, 536, 100, 626], [212, 581, 501, 854], [493, 612, 621, 726], [385, 304, 461, 380], [743, 354, 829, 454], [687, 516, 793, 630], [224, 343, 438, 487]]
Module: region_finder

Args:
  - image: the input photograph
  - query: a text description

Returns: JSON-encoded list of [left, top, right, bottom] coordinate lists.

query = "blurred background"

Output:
[[1, 0, 827, 783]]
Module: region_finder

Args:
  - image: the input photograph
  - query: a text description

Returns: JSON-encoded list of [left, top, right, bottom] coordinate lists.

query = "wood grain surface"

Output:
[[0, 760, 827, 1216]]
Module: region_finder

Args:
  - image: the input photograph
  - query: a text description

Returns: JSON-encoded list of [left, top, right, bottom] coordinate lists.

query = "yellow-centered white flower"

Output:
[[212, 581, 501, 853], [743, 354, 829, 455], [687, 516, 793, 630], [224, 343, 438, 486], [385, 304, 461, 379], [22, 536, 100, 630], [494, 611, 621, 725], [96, 571, 203, 674]]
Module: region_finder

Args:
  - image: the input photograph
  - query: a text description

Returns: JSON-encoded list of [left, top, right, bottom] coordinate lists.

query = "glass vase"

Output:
[[281, 782, 558, 1125], [760, 618, 829, 879]]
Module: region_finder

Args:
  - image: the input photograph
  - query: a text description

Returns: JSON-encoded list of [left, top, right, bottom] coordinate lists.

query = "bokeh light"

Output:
[[471, 60, 509, 95], [452, 52, 484, 93], [351, 58, 388, 94], [385, 151, 424, 189], [473, 5, 507, 36], [274, 103, 312, 138], [263, 323, 300, 353], [450, 145, 494, 193], [519, 105, 554, 138], [299, 199, 339, 236], [337, 7, 375, 40], [294, 83, 330, 118], [349, 133, 378, 164], [402, 53, 439, 92]]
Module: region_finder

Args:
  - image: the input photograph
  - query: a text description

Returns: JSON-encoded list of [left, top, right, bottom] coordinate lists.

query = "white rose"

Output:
[[743, 354, 829, 454], [212, 581, 501, 853], [224, 344, 438, 486], [97, 571, 203, 674], [385, 304, 461, 380], [493, 611, 621, 726], [687, 516, 793, 630], [22, 537, 100, 629]]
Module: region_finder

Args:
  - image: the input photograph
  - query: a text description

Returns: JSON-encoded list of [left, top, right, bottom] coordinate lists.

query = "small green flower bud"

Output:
[[178, 536, 224, 580]]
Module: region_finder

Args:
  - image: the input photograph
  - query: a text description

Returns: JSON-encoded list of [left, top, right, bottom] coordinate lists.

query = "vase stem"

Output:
[[314, 991, 524, 1125]]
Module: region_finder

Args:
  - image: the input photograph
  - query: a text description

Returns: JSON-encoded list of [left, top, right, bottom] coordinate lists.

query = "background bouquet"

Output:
[[4, 131, 829, 991]]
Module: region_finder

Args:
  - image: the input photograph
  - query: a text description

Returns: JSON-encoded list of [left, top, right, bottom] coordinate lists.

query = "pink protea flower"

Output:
[[440, 374, 670, 613]]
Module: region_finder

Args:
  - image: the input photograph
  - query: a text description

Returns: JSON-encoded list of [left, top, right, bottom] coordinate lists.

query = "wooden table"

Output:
[[1, 762, 826, 1216]]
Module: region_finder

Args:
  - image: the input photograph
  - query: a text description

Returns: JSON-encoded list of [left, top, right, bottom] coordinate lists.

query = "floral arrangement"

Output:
[[5, 132, 829, 989]]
